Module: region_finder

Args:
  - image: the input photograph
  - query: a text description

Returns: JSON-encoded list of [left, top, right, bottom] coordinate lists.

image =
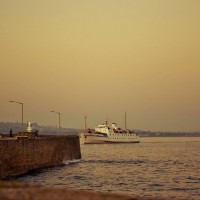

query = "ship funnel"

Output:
[[112, 123, 117, 129]]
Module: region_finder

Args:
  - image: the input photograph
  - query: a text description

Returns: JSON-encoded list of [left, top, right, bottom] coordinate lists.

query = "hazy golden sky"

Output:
[[0, 0, 200, 131]]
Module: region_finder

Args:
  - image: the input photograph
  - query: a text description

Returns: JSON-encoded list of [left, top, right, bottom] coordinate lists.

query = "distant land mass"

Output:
[[136, 130, 200, 137], [0, 122, 80, 135], [0, 122, 200, 137]]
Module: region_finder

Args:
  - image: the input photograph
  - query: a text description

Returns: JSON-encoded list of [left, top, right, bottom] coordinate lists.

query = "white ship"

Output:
[[80, 121, 140, 144]]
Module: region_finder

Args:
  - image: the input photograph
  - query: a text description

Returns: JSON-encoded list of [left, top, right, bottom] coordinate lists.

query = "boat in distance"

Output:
[[80, 121, 140, 144]]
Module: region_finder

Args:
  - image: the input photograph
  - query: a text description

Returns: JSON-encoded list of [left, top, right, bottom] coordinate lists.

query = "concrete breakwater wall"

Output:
[[0, 135, 81, 178]]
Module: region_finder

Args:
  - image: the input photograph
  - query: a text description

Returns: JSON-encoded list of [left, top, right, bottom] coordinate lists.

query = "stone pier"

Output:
[[0, 135, 81, 178]]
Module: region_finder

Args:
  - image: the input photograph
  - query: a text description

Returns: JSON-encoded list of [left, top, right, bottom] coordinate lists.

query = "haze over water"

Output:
[[1, 0, 200, 132], [13, 137, 200, 199]]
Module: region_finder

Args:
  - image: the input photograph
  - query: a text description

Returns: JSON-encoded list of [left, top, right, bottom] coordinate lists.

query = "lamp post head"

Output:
[[9, 100, 23, 105], [51, 111, 60, 115]]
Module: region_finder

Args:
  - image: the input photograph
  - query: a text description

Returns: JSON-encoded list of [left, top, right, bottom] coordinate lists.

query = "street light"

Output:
[[9, 100, 24, 132], [51, 110, 61, 132]]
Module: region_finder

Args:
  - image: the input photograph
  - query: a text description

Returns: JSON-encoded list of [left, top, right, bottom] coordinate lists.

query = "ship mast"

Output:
[[125, 111, 127, 130], [84, 115, 87, 132], [106, 115, 109, 126]]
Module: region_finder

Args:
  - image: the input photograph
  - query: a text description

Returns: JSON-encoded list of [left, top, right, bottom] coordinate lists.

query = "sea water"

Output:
[[13, 137, 200, 199]]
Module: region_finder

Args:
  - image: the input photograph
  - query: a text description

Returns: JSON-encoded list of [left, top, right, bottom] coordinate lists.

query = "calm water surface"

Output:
[[14, 137, 200, 199]]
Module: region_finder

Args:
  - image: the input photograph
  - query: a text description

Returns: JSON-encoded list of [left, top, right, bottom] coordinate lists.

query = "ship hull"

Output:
[[80, 132, 140, 144]]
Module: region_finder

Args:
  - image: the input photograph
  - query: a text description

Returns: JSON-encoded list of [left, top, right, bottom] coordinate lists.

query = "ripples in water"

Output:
[[11, 137, 200, 199]]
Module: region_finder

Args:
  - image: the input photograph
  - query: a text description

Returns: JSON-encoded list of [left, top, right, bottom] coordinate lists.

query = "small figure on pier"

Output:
[[35, 130, 39, 137], [9, 129, 13, 137]]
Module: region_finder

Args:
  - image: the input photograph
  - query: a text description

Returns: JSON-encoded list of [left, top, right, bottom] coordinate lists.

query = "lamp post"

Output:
[[125, 111, 127, 130], [51, 110, 61, 132], [9, 100, 24, 132], [84, 115, 87, 132]]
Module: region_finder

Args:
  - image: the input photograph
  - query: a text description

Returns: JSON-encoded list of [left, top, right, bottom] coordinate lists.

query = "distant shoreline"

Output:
[[0, 122, 200, 137]]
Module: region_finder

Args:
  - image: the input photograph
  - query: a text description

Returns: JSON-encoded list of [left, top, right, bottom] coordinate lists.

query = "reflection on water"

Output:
[[14, 137, 200, 199]]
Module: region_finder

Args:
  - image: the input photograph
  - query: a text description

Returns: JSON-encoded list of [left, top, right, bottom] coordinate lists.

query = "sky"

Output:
[[0, 0, 200, 132]]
